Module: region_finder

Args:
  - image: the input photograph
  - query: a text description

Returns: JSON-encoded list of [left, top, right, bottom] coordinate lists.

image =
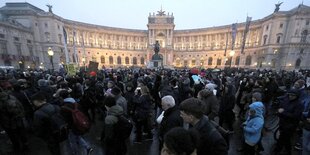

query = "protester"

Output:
[[158, 95, 183, 150], [161, 127, 199, 155], [179, 98, 228, 155]]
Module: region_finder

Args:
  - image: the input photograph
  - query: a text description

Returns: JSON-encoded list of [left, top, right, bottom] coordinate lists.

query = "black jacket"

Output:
[[159, 106, 183, 139], [279, 96, 303, 131], [193, 116, 228, 155], [33, 103, 60, 140]]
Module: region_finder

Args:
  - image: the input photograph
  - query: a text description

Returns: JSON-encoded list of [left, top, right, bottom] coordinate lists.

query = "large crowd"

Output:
[[0, 67, 309, 155]]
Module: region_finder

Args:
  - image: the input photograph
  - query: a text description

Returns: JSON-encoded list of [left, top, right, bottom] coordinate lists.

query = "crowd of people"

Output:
[[0, 67, 309, 155]]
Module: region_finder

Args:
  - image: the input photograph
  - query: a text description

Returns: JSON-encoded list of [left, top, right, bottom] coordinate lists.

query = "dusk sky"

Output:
[[1, 0, 309, 30]]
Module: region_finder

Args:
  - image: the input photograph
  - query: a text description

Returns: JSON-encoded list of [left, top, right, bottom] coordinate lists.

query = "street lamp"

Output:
[[229, 50, 235, 67], [82, 57, 86, 71], [47, 47, 54, 71]]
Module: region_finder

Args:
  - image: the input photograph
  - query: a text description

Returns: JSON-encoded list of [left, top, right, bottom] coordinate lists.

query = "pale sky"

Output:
[[1, 0, 309, 30]]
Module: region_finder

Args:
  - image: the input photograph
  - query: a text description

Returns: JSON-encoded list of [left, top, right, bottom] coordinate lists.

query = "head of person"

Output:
[[107, 81, 115, 88], [161, 95, 176, 111], [31, 92, 47, 107], [179, 98, 205, 125], [197, 89, 213, 100], [252, 92, 262, 103], [161, 127, 199, 155], [104, 96, 116, 110], [287, 89, 300, 101], [293, 79, 305, 89], [111, 87, 121, 97]]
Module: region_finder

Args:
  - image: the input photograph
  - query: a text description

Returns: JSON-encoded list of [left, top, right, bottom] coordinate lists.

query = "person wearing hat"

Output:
[[110, 87, 127, 116], [274, 89, 303, 155]]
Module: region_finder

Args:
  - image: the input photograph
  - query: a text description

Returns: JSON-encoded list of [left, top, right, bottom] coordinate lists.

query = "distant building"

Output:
[[0, 2, 309, 70]]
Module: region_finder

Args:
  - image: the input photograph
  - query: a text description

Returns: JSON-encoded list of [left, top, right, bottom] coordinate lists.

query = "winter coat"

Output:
[[0, 92, 25, 129], [193, 116, 228, 155], [243, 103, 264, 146], [159, 106, 183, 140], [201, 91, 220, 121], [279, 97, 303, 131], [115, 95, 127, 116], [302, 95, 310, 131], [33, 103, 60, 140], [124, 91, 135, 116], [134, 94, 153, 120], [103, 105, 126, 155]]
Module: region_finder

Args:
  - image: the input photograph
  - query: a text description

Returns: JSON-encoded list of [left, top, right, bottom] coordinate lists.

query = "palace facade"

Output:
[[0, 2, 309, 70]]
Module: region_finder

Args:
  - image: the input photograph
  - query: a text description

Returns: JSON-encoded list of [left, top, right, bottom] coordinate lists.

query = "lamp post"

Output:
[[47, 47, 54, 71], [229, 50, 235, 68], [82, 57, 86, 71]]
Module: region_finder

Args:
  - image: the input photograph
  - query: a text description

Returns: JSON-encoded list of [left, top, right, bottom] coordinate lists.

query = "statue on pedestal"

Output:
[[152, 41, 162, 60]]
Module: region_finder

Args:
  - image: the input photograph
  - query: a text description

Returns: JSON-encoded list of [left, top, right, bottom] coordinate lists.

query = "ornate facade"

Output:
[[0, 2, 309, 70]]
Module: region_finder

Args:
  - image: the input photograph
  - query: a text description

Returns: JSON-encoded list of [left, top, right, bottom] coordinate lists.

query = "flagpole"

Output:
[[241, 16, 252, 54]]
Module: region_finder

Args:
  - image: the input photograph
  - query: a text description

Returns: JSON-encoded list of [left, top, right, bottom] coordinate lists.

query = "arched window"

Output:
[[191, 59, 196, 66], [276, 33, 283, 44], [101, 56, 105, 64], [301, 30, 308, 43], [117, 56, 121, 64], [133, 57, 137, 65], [200, 59, 204, 66], [276, 36, 281, 44], [235, 56, 240, 66], [208, 57, 213, 65], [140, 57, 145, 65], [176, 58, 180, 66], [245, 55, 252, 66], [184, 60, 188, 67], [295, 58, 301, 68], [216, 58, 222, 66], [109, 56, 113, 64], [45, 32, 50, 42], [125, 57, 129, 64], [263, 35, 268, 45]]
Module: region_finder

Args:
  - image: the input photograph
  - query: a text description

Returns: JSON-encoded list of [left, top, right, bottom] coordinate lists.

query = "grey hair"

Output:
[[161, 95, 175, 108]]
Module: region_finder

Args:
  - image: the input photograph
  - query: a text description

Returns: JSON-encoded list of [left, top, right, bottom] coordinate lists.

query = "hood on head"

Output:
[[249, 102, 264, 118]]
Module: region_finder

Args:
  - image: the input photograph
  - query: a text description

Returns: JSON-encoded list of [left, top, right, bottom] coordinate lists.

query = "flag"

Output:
[[62, 27, 70, 64], [231, 23, 237, 50], [72, 30, 78, 65], [240, 16, 252, 54]]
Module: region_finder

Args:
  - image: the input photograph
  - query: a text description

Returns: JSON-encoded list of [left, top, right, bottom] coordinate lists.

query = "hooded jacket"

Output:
[[103, 105, 126, 155], [243, 103, 264, 146]]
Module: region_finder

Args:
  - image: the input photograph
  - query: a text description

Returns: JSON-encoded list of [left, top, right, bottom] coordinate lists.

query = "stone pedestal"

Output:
[[147, 60, 163, 68]]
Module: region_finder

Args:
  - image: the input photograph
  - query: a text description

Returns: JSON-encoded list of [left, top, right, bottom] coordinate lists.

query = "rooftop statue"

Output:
[[274, 2, 283, 13], [46, 4, 53, 13]]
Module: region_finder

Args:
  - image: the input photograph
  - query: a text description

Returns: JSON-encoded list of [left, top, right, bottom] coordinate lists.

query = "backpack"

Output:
[[114, 115, 133, 140], [42, 105, 69, 142], [63, 103, 91, 135]]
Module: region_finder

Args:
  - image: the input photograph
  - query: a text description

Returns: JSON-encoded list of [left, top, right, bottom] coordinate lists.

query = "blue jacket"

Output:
[[243, 103, 264, 146]]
